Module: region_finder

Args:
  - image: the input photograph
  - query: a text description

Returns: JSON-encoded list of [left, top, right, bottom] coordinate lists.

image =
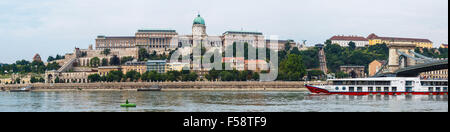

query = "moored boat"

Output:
[[137, 85, 161, 91], [306, 77, 448, 95], [9, 85, 32, 92]]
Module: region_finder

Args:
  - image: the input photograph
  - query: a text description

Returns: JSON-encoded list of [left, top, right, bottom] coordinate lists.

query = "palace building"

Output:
[[367, 33, 433, 48], [95, 14, 296, 54], [329, 35, 369, 47]]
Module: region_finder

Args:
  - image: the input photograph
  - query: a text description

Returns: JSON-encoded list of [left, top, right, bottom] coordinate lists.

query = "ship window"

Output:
[[406, 87, 413, 92], [349, 87, 355, 92], [384, 87, 389, 92], [428, 87, 434, 92], [357, 87, 363, 92], [335, 87, 339, 90], [342, 87, 346, 91], [392, 87, 397, 92], [368, 87, 374, 92], [333, 81, 343, 85], [376, 87, 381, 92], [406, 81, 413, 86], [368, 81, 375, 85], [436, 87, 441, 92], [444, 87, 448, 92]]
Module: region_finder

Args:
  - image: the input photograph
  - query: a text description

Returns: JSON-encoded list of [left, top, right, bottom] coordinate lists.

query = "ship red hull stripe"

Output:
[[305, 85, 448, 95]]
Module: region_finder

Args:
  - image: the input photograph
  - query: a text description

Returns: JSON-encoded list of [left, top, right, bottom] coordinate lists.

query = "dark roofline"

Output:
[[223, 31, 263, 35], [137, 29, 177, 33]]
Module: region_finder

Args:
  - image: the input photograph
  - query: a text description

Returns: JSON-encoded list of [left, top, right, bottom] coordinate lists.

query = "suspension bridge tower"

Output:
[[387, 43, 417, 73]]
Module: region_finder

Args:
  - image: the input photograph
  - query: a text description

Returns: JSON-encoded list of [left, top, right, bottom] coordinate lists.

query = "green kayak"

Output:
[[121, 99, 136, 107]]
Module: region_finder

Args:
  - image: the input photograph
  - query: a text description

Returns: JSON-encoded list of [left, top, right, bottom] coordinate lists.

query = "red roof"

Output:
[[366, 33, 432, 43], [329, 35, 368, 41]]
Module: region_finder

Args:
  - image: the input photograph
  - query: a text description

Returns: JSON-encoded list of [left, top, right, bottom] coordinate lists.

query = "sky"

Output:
[[0, 0, 448, 63]]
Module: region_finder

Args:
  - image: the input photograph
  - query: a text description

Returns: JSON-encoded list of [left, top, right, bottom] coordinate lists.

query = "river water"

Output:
[[0, 91, 447, 112]]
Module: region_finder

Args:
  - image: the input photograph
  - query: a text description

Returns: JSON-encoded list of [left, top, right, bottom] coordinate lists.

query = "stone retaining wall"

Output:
[[0, 81, 325, 91]]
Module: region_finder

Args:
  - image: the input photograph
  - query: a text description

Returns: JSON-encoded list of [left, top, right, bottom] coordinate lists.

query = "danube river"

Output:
[[0, 91, 447, 112]]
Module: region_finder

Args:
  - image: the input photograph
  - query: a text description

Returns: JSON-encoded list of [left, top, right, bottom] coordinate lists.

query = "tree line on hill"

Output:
[[0, 60, 60, 75]]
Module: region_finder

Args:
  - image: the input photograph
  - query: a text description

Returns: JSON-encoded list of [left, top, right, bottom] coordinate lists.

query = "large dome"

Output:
[[193, 14, 205, 25]]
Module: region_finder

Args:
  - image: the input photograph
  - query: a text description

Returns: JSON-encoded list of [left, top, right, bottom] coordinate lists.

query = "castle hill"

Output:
[[0, 13, 448, 91]]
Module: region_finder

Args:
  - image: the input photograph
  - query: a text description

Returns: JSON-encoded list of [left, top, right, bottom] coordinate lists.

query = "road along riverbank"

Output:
[[0, 81, 325, 91]]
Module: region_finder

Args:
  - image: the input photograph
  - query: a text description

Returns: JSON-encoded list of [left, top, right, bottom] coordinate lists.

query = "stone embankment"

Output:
[[0, 81, 326, 91]]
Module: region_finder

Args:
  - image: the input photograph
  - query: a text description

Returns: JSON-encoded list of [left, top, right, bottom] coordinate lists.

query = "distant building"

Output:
[[244, 60, 269, 72], [223, 31, 265, 48], [265, 39, 298, 51], [121, 60, 147, 75], [98, 66, 121, 76], [329, 35, 369, 47], [222, 57, 245, 71], [421, 69, 448, 80], [146, 60, 167, 74], [420, 58, 448, 80], [340, 66, 366, 78], [33, 54, 42, 62], [441, 44, 448, 49], [166, 62, 190, 72], [368, 60, 387, 76], [367, 33, 433, 48]]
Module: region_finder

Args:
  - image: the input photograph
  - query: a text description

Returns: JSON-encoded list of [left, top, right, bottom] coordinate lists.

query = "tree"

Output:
[[101, 58, 108, 66], [47, 56, 55, 62], [46, 62, 61, 70], [139, 48, 149, 61], [219, 71, 234, 81], [279, 54, 307, 81], [30, 77, 38, 83], [206, 68, 220, 81], [125, 70, 141, 82], [121, 56, 134, 64], [166, 71, 181, 82], [106, 71, 123, 82], [285, 42, 292, 51], [90, 57, 100, 67], [88, 74, 101, 83], [15, 78, 21, 84], [349, 41, 356, 50], [102, 49, 111, 56], [252, 72, 260, 81], [109, 55, 120, 66], [325, 40, 332, 46], [336, 71, 349, 78]]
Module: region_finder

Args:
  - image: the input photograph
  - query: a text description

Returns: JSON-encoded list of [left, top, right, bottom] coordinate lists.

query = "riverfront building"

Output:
[[368, 60, 388, 77], [367, 33, 433, 48], [441, 44, 448, 49], [121, 60, 147, 75], [146, 60, 167, 74]]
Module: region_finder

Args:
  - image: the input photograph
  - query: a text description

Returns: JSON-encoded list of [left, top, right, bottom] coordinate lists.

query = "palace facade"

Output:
[[95, 14, 304, 54]]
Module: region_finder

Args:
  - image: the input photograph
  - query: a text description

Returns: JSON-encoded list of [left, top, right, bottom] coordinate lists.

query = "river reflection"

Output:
[[0, 91, 447, 112]]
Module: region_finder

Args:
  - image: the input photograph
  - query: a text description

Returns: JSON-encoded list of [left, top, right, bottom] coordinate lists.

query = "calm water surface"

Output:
[[0, 91, 447, 112]]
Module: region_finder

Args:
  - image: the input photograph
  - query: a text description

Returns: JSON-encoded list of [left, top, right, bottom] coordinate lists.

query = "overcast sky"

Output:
[[0, 0, 448, 63]]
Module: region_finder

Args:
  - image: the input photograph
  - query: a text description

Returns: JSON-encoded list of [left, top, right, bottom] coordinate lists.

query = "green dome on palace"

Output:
[[193, 14, 205, 25]]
